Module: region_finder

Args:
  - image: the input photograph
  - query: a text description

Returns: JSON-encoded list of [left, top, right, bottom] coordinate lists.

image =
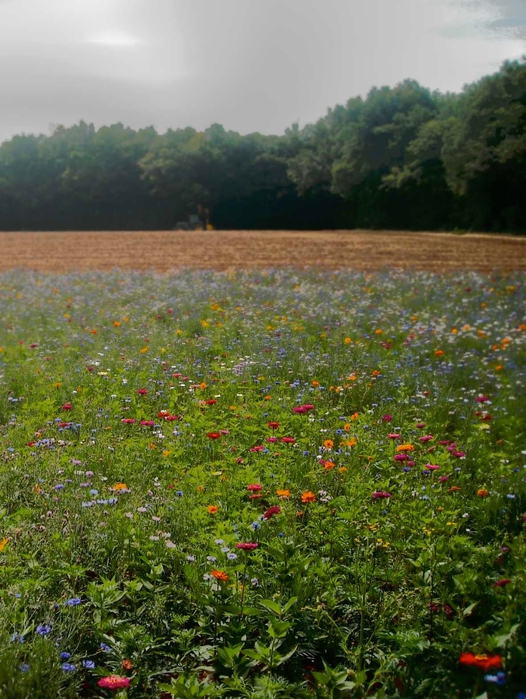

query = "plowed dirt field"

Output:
[[0, 230, 525, 272]]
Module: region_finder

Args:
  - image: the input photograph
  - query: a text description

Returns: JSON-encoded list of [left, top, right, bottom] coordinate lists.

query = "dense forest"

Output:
[[1, 58, 525, 232]]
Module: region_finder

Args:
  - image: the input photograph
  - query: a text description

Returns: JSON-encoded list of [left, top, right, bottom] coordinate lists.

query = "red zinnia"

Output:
[[61, 403, 72, 411], [98, 675, 131, 689], [268, 422, 280, 430], [459, 653, 502, 671], [281, 437, 295, 444], [235, 542, 258, 550], [247, 484, 263, 491], [137, 389, 148, 395], [263, 506, 281, 519], [207, 432, 221, 439]]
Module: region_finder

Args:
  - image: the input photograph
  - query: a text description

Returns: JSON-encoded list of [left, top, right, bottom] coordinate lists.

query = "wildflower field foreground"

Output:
[[0, 268, 525, 699]]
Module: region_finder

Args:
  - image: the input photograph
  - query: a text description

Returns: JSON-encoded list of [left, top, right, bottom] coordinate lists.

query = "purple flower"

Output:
[[61, 663, 76, 672], [372, 491, 392, 499], [82, 660, 96, 669], [36, 624, 52, 636]]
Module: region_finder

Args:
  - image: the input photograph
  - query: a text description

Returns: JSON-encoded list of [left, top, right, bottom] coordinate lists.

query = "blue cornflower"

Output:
[[89, 489, 99, 496], [36, 624, 52, 636], [484, 672, 506, 685], [19, 664, 30, 673], [60, 652, 71, 660], [10, 633, 24, 643], [54, 484, 64, 490], [61, 663, 76, 672], [252, 521, 261, 530], [227, 553, 238, 560], [176, 490, 183, 497], [65, 598, 81, 606], [100, 643, 111, 652], [82, 660, 95, 669]]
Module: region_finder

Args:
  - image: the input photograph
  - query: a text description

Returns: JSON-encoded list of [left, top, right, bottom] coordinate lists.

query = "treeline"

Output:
[[1, 58, 525, 232]]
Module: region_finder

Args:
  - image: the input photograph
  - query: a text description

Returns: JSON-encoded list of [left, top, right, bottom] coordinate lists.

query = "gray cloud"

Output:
[[0, 0, 524, 145]]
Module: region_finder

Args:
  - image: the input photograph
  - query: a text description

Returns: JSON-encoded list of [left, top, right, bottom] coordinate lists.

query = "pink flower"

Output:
[[61, 403, 72, 411], [415, 422, 426, 428], [438, 475, 450, 482], [394, 454, 409, 462], [425, 464, 440, 471], [250, 445, 264, 452], [266, 436, 278, 443], [302, 404, 315, 411], [140, 420, 154, 427], [98, 675, 131, 689], [121, 418, 136, 424], [372, 491, 391, 499], [281, 437, 295, 444], [382, 414, 393, 422], [293, 406, 307, 413], [475, 395, 490, 403], [235, 542, 258, 550], [263, 506, 281, 519], [419, 435, 434, 443], [247, 484, 263, 492], [387, 433, 401, 439]]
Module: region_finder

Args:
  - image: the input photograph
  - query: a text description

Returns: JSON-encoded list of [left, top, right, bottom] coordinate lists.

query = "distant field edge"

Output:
[[1, 229, 525, 273]]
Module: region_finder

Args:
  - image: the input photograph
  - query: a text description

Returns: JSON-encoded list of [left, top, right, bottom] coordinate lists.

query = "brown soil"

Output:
[[0, 230, 525, 273]]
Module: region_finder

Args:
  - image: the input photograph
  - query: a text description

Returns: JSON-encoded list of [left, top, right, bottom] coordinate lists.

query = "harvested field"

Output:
[[0, 229, 525, 272]]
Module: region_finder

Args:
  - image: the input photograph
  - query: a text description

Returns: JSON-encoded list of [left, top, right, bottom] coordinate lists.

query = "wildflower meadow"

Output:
[[0, 268, 524, 699]]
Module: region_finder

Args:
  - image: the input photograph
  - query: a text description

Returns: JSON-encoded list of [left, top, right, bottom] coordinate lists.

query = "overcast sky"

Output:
[[0, 0, 524, 144]]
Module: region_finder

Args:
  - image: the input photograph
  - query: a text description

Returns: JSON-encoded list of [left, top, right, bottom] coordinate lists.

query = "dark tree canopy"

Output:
[[1, 58, 525, 232]]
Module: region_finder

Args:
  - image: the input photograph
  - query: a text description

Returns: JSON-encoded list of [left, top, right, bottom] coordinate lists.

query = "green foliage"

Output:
[[0, 60, 525, 231]]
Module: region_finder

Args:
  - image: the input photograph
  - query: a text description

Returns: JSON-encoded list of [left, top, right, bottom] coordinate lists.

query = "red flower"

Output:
[[494, 578, 512, 587], [268, 421, 280, 430], [247, 484, 262, 491], [459, 653, 502, 670], [250, 445, 264, 452], [263, 506, 281, 519], [372, 491, 391, 499], [140, 420, 154, 427], [121, 418, 136, 424], [235, 542, 258, 550], [61, 403, 72, 411], [207, 432, 221, 439], [205, 399, 217, 405], [293, 406, 307, 413], [281, 437, 295, 444], [137, 388, 148, 395], [98, 675, 131, 689]]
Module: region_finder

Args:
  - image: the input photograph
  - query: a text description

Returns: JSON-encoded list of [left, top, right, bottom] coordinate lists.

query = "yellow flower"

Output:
[[0, 537, 9, 553]]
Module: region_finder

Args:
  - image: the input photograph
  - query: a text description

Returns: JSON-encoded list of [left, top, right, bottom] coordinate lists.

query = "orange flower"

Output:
[[339, 466, 348, 473], [112, 483, 128, 491], [207, 505, 218, 514], [301, 491, 316, 503], [372, 370, 381, 376], [121, 659, 133, 671], [477, 489, 490, 497], [324, 461, 335, 471], [323, 439, 334, 449], [435, 350, 445, 357], [396, 443, 414, 452], [312, 380, 320, 387], [448, 486, 461, 492], [0, 537, 9, 553], [276, 489, 290, 498], [344, 438, 357, 447], [211, 569, 228, 581]]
